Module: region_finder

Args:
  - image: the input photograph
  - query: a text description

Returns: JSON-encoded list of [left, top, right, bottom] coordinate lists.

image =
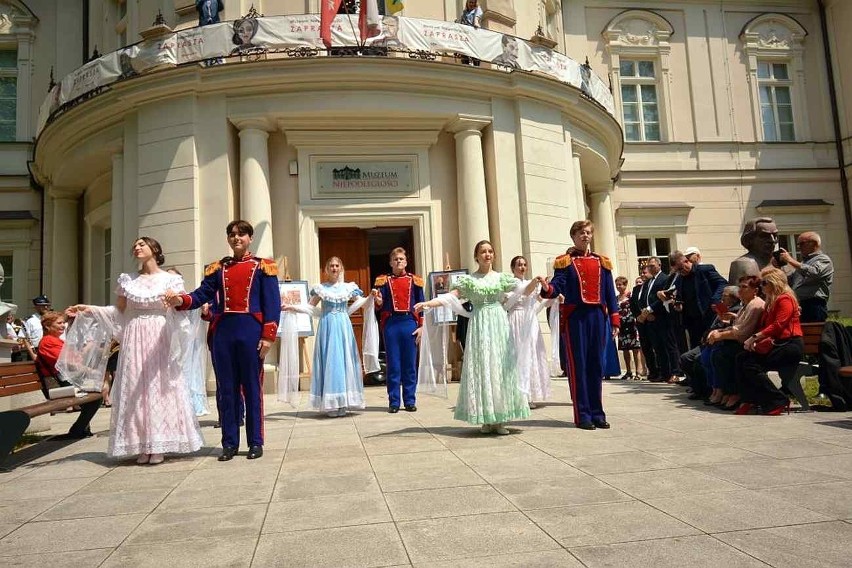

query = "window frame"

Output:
[[0, 48, 16, 142], [0, 252, 12, 303], [619, 59, 661, 142], [636, 236, 673, 273]]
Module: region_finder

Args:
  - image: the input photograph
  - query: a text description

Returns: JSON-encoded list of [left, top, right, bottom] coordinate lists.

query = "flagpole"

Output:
[[340, 0, 362, 49]]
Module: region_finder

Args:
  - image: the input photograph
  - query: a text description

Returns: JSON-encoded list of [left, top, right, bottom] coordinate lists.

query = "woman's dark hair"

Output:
[[510, 255, 526, 270], [132, 236, 165, 266], [232, 18, 259, 46], [473, 239, 493, 260], [226, 220, 254, 237], [739, 274, 763, 298]]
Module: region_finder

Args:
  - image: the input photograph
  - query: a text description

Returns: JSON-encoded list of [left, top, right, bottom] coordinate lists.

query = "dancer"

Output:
[[284, 256, 371, 417], [504, 255, 552, 408], [165, 220, 281, 461], [541, 220, 620, 430], [372, 247, 425, 413], [69, 237, 203, 464], [415, 240, 531, 434]]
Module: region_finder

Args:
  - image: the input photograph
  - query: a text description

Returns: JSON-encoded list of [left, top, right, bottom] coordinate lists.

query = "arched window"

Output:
[[0, 1, 36, 141], [740, 13, 808, 142], [602, 10, 674, 143]]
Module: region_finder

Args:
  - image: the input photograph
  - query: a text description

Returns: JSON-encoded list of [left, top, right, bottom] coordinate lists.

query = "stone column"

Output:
[[588, 184, 619, 275], [572, 151, 588, 220], [49, 188, 80, 310], [237, 120, 274, 258], [110, 154, 124, 295], [448, 115, 492, 266]]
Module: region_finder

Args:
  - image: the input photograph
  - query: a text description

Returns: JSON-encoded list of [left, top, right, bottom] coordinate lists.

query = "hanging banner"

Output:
[[39, 14, 615, 131]]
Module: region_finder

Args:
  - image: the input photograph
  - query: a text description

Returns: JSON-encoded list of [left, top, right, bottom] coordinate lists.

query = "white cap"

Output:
[[684, 246, 700, 257]]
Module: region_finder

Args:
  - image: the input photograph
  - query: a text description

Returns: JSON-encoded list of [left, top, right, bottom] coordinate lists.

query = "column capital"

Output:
[[587, 182, 615, 195], [232, 117, 276, 133], [446, 114, 493, 135]]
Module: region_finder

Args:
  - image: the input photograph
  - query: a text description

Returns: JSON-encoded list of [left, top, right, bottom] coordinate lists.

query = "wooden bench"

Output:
[[0, 361, 102, 465], [775, 322, 825, 411]]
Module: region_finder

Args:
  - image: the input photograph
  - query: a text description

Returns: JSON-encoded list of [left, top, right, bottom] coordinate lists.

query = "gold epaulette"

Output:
[[553, 254, 571, 270], [598, 254, 613, 272], [374, 275, 388, 287], [412, 275, 424, 287], [204, 261, 222, 276], [259, 258, 278, 276]]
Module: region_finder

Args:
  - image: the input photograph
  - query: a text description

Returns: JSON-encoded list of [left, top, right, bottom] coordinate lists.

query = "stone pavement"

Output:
[[1, 379, 852, 567]]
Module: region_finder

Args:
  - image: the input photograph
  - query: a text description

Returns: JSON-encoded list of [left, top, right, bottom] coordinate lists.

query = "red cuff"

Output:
[[611, 313, 621, 328], [262, 322, 278, 341], [176, 293, 192, 311]]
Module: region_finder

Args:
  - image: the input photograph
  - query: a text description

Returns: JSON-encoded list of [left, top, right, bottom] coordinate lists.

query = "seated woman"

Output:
[[21, 311, 100, 438], [705, 275, 765, 409], [732, 267, 803, 415]]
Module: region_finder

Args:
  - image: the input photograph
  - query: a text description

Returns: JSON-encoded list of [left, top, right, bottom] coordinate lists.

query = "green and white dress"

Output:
[[452, 271, 531, 424]]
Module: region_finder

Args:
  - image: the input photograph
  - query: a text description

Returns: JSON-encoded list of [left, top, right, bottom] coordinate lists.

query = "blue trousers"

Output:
[[211, 314, 264, 448], [563, 305, 606, 425], [384, 316, 418, 408]]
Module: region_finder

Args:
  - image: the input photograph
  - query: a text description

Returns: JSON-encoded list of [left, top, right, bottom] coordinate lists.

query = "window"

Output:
[[636, 237, 671, 273], [0, 253, 12, 302], [0, 49, 16, 141], [619, 59, 660, 141], [778, 233, 803, 262], [758, 62, 794, 141], [103, 228, 112, 304]]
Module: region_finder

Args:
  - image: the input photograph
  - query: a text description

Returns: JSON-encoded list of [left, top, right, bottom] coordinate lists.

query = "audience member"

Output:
[[668, 250, 727, 350], [774, 231, 834, 323], [616, 276, 644, 380], [684, 246, 702, 264], [636, 257, 673, 382]]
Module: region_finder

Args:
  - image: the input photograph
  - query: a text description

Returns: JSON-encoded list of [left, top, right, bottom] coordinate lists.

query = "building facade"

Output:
[[1, 0, 850, 323]]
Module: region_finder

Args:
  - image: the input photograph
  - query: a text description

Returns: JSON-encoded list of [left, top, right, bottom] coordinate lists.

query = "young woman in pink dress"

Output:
[[70, 237, 203, 465]]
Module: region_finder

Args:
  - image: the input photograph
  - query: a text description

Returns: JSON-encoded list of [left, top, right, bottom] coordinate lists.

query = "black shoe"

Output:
[[619, 372, 631, 381], [593, 420, 611, 429], [218, 447, 238, 461], [247, 446, 263, 460], [577, 422, 596, 430], [404, 405, 417, 412], [388, 406, 399, 414], [687, 393, 703, 400]]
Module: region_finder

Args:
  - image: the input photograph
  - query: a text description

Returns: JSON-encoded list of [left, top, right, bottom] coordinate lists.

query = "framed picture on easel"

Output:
[[278, 280, 314, 337], [427, 269, 468, 324]]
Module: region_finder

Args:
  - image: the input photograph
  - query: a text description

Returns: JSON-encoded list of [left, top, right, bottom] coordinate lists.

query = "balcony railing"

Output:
[[38, 14, 615, 134]]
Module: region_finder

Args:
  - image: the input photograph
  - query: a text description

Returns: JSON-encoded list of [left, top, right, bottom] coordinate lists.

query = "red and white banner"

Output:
[[320, 0, 343, 48]]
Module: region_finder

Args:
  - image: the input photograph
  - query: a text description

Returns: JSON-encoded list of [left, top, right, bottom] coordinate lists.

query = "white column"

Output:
[[110, 154, 124, 296], [572, 151, 588, 219], [448, 116, 492, 266], [49, 188, 80, 310], [588, 184, 619, 275], [237, 120, 274, 259]]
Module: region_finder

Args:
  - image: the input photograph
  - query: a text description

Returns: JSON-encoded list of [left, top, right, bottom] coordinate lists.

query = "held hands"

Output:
[[162, 290, 182, 308], [65, 304, 90, 317], [744, 335, 757, 352], [706, 330, 720, 345], [371, 288, 383, 307], [413, 301, 430, 314], [611, 326, 619, 339]]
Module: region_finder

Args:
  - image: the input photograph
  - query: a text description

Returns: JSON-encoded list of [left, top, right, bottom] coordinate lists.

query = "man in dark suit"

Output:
[[669, 250, 727, 350], [636, 257, 671, 382]]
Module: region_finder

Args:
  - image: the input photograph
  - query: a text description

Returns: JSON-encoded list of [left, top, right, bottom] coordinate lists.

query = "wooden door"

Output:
[[318, 228, 370, 367]]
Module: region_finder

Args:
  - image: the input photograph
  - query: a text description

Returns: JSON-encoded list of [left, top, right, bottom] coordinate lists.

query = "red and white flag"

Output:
[[321, 0, 344, 48], [359, 0, 382, 44]]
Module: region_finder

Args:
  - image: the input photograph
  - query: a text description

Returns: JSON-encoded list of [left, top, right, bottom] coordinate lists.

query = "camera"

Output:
[[662, 288, 677, 300], [772, 248, 787, 267]]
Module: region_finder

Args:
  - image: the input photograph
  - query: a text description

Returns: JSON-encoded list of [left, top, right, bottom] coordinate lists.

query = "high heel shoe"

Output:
[[734, 403, 755, 415], [763, 402, 791, 416]]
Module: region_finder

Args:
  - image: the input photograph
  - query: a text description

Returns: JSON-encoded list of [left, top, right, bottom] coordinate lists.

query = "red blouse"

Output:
[[758, 293, 803, 340], [35, 334, 64, 378]]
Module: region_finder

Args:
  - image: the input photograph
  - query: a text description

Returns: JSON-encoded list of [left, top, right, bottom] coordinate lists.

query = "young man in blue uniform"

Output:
[[541, 220, 620, 430], [166, 220, 281, 460], [372, 247, 425, 413]]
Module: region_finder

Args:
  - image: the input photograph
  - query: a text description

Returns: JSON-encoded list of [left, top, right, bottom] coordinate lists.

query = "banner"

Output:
[[39, 14, 615, 131]]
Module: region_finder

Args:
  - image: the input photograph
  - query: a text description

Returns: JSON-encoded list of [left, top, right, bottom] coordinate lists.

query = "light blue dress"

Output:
[[309, 282, 366, 411]]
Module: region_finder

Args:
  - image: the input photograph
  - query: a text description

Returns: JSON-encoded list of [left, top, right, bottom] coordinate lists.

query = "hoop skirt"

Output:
[[108, 272, 204, 457], [309, 282, 366, 411], [453, 272, 530, 424]]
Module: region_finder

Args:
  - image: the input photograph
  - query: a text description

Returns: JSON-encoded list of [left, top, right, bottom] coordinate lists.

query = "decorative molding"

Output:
[[603, 9, 674, 49], [445, 114, 493, 134], [740, 13, 807, 52]]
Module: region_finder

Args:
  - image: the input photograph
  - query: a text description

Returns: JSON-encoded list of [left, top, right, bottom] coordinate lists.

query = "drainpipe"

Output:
[[83, 0, 90, 63], [819, 0, 852, 266]]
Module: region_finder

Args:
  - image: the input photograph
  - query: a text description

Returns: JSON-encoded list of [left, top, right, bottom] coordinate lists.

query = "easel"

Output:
[[442, 252, 464, 382], [278, 256, 311, 379]]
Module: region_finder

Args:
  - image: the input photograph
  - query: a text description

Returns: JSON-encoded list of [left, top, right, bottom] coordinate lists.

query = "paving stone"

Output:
[[526, 500, 700, 546], [563, 451, 676, 475], [273, 471, 381, 501], [101, 536, 257, 568], [0, 477, 96, 504], [646, 445, 763, 466], [36, 487, 173, 520], [0, 499, 62, 524], [76, 469, 190, 494], [411, 549, 584, 568], [263, 492, 391, 532], [732, 438, 852, 459], [646, 489, 831, 532], [159, 479, 274, 511], [713, 521, 852, 568], [0, 514, 144, 556], [693, 459, 844, 489], [253, 523, 408, 567], [125, 504, 266, 545], [385, 485, 515, 521], [598, 467, 742, 499], [493, 474, 632, 510], [759, 481, 852, 519], [371, 450, 484, 492], [397, 512, 560, 564], [569, 534, 768, 567], [2, 549, 113, 567]]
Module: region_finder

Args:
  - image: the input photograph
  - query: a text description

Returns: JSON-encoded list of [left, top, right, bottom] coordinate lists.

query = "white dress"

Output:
[[504, 279, 551, 402], [108, 272, 204, 457]]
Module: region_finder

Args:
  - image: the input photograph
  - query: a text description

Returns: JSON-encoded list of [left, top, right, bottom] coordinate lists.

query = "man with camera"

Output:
[[773, 231, 834, 323], [667, 251, 728, 350]]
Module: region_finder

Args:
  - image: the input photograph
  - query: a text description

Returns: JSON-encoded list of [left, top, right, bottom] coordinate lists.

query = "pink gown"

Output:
[[108, 272, 204, 457]]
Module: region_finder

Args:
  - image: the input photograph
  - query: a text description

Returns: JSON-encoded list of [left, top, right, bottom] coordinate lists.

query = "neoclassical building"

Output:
[[1, 0, 850, 321]]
